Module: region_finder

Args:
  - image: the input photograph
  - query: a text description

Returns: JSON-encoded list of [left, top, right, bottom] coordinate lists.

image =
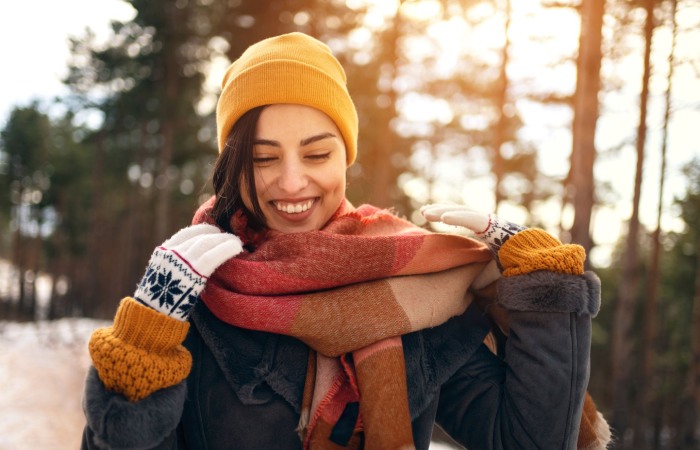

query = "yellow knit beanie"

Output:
[[216, 32, 359, 165]]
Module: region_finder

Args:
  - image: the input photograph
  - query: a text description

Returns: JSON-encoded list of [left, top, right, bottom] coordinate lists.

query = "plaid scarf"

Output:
[[192, 197, 611, 450], [193, 197, 492, 449]]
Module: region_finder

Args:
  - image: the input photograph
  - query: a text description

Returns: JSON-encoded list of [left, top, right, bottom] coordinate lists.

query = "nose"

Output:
[[276, 158, 308, 194]]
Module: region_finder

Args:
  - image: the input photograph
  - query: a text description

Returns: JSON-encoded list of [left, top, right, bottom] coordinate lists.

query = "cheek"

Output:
[[324, 168, 347, 201], [335, 165, 347, 193], [252, 169, 272, 201], [336, 172, 347, 193], [239, 172, 260, 211], [239, 182, 253, 212]]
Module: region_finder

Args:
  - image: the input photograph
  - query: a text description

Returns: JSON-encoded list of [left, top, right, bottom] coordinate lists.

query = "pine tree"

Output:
[[0, 104, 51, 319]]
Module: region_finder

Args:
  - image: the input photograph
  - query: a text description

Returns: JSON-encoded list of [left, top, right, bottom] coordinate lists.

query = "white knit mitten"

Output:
[[421, 204, 526, 267], [133, 224, 244, 321]]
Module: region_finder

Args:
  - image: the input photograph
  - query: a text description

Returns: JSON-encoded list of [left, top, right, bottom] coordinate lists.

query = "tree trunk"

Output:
[[85, 130, 105, 317], [492, 0, 512, 215], [156, 118, 174, 241], [610, 0, 655, 445], [25, 235, 40, 320], [674, 236, 700, 449], [368, 8, 401, 208], [635, 1, 676, 447], [568, 0, 604, 260], [688, 236, 700, 446], [46, 193, 67, 319], [12, 209, 26, 319], [124, 121, 149, 302], [155, 5, 178, 242]]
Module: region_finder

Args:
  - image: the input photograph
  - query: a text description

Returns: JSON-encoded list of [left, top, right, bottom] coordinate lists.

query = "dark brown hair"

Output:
[[210, 105, 268, 233]]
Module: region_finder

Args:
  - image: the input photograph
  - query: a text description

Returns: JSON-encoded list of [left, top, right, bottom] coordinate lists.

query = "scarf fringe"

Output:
[[584, 412, 613, 450]]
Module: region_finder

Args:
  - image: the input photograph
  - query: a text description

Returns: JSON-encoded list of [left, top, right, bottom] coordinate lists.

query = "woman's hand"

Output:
[[420, 204, 525, 264], [133, 224, 244, 321]]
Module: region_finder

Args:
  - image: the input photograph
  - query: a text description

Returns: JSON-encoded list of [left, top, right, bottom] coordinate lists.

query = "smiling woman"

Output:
[[80, 31, 610, 450]]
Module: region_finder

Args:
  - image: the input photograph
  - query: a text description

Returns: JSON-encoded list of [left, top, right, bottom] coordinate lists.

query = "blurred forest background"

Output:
[[0, 0, 699, 448]]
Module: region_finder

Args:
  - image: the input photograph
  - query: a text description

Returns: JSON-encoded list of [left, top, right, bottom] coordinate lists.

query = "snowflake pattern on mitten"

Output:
[[475, 214, 527, 269], [134, 248, 207, 321]]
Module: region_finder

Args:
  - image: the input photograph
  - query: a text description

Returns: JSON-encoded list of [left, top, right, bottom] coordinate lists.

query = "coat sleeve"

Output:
[[80, 366, 187, 450], [435, 269, 601, 450], [81, 297, 192, 449]]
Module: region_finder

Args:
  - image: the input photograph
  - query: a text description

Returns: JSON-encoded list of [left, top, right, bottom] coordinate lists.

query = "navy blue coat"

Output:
[[82, 270, 601, 450]]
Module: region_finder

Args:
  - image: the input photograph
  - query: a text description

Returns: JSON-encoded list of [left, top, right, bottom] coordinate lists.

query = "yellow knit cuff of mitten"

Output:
[[498, 229, 585, 277], [89, 297, 192, 402]]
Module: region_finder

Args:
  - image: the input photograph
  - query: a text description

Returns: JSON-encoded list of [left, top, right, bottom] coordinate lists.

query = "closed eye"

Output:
[[253, 156, 277, 164], [306, 152, 331, 161]]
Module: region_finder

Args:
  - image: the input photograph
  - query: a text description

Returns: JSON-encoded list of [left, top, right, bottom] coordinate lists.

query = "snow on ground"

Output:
[[0, 318, 108, 450], [0, 318, 461, 450]]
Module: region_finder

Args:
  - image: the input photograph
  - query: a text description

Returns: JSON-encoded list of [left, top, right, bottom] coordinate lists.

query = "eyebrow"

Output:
[[253, 132, 337, 147]]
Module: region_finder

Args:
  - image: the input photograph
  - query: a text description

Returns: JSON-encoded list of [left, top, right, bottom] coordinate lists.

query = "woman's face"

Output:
[[243, 104, 347, 233]]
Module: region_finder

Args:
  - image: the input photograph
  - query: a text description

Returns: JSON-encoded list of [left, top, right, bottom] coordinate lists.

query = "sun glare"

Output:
[[400, 0, 441, 21]]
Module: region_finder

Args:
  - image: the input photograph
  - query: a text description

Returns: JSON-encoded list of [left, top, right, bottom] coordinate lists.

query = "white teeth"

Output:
[[274, 199, 314, 214]]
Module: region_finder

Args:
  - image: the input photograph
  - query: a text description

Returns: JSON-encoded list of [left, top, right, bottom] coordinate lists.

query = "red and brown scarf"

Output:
[[192, 197, 610, 450]]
